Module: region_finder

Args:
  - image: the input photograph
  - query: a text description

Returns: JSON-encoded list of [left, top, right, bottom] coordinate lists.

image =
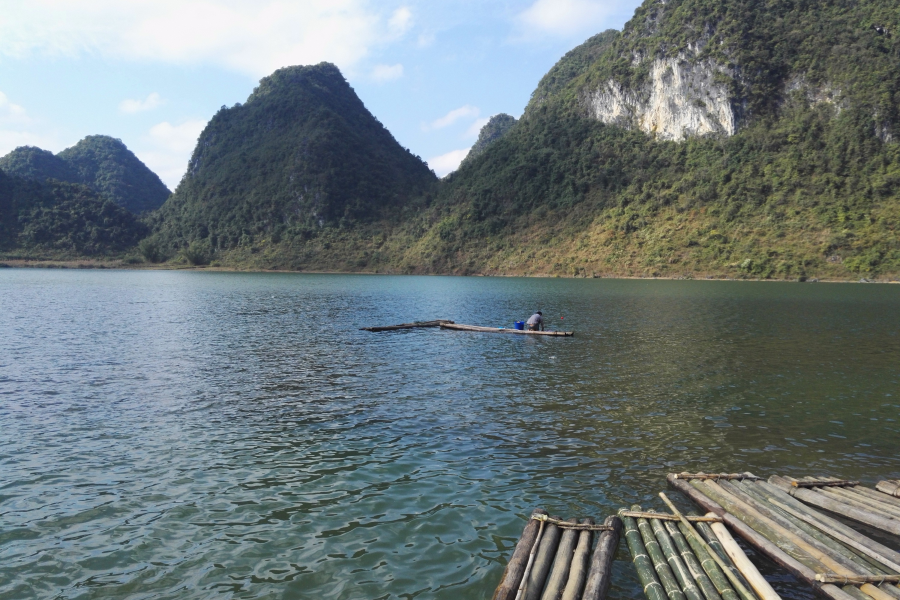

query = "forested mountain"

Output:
[[0, 136, 170, 214], [0, 169, 149, 258], [146, 62, 437, 264], [5, 0, 899, 279]]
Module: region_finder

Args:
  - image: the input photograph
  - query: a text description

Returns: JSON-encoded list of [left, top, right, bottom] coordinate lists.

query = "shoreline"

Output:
[[1, 258, 897, 283]]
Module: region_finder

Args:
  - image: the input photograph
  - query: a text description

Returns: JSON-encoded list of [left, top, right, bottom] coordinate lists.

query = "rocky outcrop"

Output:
[[582, 54, 736, 141]]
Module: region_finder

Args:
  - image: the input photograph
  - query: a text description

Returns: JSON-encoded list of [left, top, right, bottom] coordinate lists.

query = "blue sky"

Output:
[[0, 0, 643, 187]]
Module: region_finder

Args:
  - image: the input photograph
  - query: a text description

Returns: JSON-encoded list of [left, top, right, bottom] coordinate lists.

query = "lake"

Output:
[[1, 270, 898, 600]]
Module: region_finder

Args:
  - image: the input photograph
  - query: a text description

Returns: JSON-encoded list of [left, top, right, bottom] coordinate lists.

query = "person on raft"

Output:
[[526, 311, 544, 331]]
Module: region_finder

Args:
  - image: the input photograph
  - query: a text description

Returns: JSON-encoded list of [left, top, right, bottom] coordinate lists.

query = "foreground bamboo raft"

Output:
[[492, 510, 621, 600], [441, 323, 574, 336], [669, 472, 900, 600]]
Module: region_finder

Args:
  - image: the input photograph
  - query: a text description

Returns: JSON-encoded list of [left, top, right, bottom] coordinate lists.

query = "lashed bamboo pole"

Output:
[[560, 518, 594, 600], [851, 486, 900, 511], [765, 478, 900, 573], [667, 475, 858, 600], [792, 480, 860, 488], [582, 516, 623, 600], [841, 586, 874, 600], [708, 518, 781, 600], [767, 478, 900, 536], [730, 481, 875, 574], [540, 518, 578, 600], [651, 517, 706, 600], [679, 521, 740, 600], [657, 493, 757, 600], [767, 497, 900, 574], [622, 512, 723, 523], [824, 487, 900, 520], [635, 507, 687, 600], [860, 584, 898, 600], [360, 319, 453, 331], [664, 520, 723, 600], [493, 509, 547, 600], [876, 481, 900, 498], [816, 576, 900, 585], [877, 585, 900, 600], [440, 323, 574, 336], [522, 516, 563, 600], [516, 518, 548, 600], [673, 474, 762, 482], [692, 480, 845, 574], [620, 511, 667, 600]]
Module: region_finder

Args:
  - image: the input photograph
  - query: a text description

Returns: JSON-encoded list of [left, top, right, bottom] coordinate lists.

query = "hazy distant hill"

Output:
[[0, 169, 149, 258], [0, 136, 170, 214], [148, 62, 437, 263]]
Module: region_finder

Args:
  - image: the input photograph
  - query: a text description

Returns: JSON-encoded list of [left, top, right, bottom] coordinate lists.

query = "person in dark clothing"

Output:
[[526, 311, 544, 331]]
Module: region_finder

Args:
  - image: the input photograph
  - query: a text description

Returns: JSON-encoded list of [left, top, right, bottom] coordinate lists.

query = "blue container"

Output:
[[514, 321, 525, 330]]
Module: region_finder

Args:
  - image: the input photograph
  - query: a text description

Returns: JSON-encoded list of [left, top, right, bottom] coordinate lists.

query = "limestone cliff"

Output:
[[581, 53, 736, 141]]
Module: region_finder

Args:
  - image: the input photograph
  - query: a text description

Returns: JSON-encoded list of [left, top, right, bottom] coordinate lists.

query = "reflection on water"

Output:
[[1, 271, 898, 599]]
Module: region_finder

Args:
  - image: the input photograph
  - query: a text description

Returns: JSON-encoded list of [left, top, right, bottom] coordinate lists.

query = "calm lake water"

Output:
[[1, 270, 898, 600]]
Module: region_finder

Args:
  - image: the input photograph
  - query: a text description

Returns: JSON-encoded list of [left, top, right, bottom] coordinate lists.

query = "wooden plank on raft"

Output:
[[360, 319, 454, 331], [493, 509, 547, 600], [583, 516, 623, 600], [440, 323, 574, 336], [666, 474, 859, 600]]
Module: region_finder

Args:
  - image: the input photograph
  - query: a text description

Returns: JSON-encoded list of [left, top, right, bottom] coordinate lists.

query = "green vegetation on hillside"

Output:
[[0, 136, 171, 214], [460, 114, 517, 167], [147, 62, 436, 261], [0, 170, 148, 258]]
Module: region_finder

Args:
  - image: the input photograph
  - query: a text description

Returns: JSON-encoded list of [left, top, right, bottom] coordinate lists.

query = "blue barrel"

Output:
[[514, 321, 525, 330]]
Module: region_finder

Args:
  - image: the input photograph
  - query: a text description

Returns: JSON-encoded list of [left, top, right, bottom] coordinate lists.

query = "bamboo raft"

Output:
[[492, 510, 622, 600], [441, 323, 574, 336], [669, 472, 900, 600], [360, 319, 454, 331]]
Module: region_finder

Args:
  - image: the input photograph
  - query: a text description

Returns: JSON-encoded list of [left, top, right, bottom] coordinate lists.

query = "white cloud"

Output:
[[0, 91, 61, 157], [0, 1, 412, 77], [427, 148, 469, 177], [517, 0, 620, 38], [136, 119, 207, 189], [0, 92, 30, 125], [119, 92, 163, 114], [417, 32, 435, 48], [426, 105, 479, 131], [465, 117, 490, 138], [371, 63, 404, 83], [388, 7, 412, 37]]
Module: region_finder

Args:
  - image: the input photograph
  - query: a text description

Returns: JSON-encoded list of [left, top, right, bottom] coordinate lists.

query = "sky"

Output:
[[0, 0, 644, 188]]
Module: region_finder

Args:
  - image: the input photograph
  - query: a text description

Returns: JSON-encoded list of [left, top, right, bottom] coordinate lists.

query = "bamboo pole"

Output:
[[860, 584, 898, 600], [664, 520, 723, 600], [635, 507, 687, 600], [679, 521, 740, 600], [582, 516, 623, 600], [693, 480, 847, 574], [767, 498, 900, 574], [767, 478, 900, 536], [493, 509, 547, 600], [824, 487, 900, 520], [764, 478, 900, 573], [816, 576, 900, 585], [440, 323, 574, 336], [850, 486, 900, 511], [877, 585, 900, 600], [709, 519, 781, 600], [667, 475, 857, 600], [651, 517, 707, 600], [656, 493, 756, 600], [841, 586, 874, 600], [620, 510, 668, 600], [516, 518, 548, 600], [731, 481, 875, 574], [876, 481, 900, 498], [522, 516, 563, 600], [622, 512, 723, 523], [791, 480, 859, 488], [673, 474, 762, 482], [360, 319, 453, 331], [540, 518, 578, 600], [560, 518, 594, 600]]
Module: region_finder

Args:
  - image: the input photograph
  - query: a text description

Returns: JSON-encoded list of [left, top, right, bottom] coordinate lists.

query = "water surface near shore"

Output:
[[1, 271, 898, 600]]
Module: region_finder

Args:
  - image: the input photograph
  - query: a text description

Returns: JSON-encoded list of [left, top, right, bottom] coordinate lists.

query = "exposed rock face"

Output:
[[582, 54, 736, 141]]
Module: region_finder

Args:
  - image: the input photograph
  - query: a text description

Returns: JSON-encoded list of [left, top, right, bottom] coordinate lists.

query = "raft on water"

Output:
[[360, 319, 454, 332], [492, 510, 621, 600], [668, 472, 900, 600], [441, 323, 574, 336]]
